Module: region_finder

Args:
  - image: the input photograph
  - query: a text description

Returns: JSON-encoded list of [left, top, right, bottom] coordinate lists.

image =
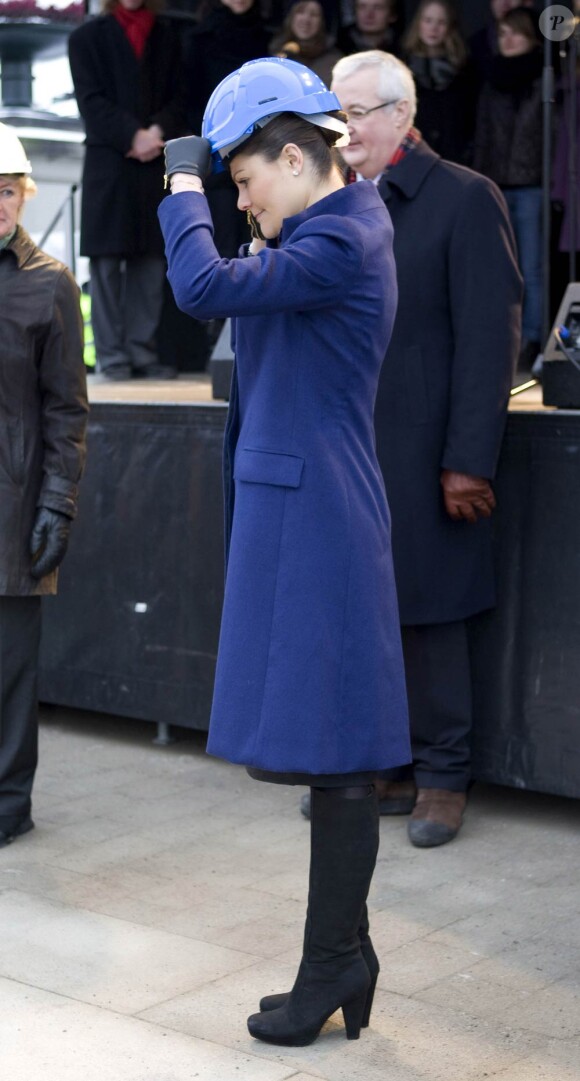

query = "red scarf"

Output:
[[113, 4, 155, 60]]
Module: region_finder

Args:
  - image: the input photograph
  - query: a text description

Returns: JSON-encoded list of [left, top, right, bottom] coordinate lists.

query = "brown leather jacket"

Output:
[[0, 227, 88, 595]]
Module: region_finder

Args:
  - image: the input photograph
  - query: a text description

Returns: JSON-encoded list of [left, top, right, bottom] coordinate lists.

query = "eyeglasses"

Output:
[[347, 100, 400, 121]]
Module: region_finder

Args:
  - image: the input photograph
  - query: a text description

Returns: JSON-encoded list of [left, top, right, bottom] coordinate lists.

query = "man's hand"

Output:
[[440, 470, 496, 523], [127, 126, 164, 162], [29, 508, 72, 579]]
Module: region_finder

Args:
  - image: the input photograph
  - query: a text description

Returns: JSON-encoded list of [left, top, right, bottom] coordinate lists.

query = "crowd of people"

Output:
[[64, 0, 562, 378]]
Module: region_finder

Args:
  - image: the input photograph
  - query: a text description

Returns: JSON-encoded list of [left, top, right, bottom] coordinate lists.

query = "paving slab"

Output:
[[487, 1036, 580, 1080], [0, 977, 297, 1081], [0, 889, 259, 1014]]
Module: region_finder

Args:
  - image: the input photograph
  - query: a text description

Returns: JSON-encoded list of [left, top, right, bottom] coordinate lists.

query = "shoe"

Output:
[[97, 364, 132, 382], [134, 364, 178, 380], [376, 778, 417, 815], [407, 788, 467, 848], [247, 786, 379, 1046], [0, 816, 34, 849], [258, 903, 379, 1028]]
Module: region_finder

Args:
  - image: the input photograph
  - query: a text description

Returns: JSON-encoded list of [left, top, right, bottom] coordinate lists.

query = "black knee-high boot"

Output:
[[247, 784, 380, 1046], [258, 901, 380, 1027]]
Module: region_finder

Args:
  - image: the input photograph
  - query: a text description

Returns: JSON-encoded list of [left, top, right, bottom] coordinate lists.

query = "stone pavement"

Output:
[[1, 708, 579, 1081]]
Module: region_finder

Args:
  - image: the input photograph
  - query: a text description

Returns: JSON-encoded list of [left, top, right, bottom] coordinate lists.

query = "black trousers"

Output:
[[0, 596, 41, 831], [380, 620, 472, 793]]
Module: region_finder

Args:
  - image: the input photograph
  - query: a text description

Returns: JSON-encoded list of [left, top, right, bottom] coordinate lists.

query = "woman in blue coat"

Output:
[[159, 58, 410, 1047]]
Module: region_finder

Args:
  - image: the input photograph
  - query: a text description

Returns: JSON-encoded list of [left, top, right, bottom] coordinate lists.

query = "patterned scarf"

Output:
[[347, 127, 422, 184]]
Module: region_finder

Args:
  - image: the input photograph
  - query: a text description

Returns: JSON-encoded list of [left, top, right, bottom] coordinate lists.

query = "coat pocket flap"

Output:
[[235, 449, 305, 488]]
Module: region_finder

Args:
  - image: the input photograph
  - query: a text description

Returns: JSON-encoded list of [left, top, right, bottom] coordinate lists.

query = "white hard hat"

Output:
[[0, 123, 32, 175]]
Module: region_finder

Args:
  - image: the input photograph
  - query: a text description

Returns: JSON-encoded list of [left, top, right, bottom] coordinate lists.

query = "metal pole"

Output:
[[39, 183, 77, 251], [568, 30, 577, 284], [153, 722, 175, 746], [67, 185, 77, 279], [542, 25, 555, 346]]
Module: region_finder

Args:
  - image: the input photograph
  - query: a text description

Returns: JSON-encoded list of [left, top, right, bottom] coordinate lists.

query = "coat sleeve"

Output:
[[37, 269, 89, 519], [68, 26, 139, 154], [441, 176, 522, 480], [158, 191, 365, 319]]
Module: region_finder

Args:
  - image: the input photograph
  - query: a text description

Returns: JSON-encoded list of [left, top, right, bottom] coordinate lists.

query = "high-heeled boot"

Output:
[[258, 902, 379, 1028], [247, 784, 379, 1046]]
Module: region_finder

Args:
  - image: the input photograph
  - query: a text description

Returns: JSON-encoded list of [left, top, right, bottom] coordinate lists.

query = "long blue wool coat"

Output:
[[159, 181, 411, 775]]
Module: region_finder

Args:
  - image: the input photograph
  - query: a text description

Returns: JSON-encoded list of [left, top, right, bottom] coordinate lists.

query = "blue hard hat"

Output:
[[202, 57, 349, 164]]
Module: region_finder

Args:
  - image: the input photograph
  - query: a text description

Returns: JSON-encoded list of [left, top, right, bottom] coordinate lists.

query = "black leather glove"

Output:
[[29, 507, 72, 579], [164, 136, 212, 185]]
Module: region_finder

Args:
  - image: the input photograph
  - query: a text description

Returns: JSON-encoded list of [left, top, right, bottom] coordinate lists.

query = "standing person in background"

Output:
[[68, 0, 187, 381], [469, 0, 535, 89], [330, 51, 521, 847], [0, 125, 88, 849], [338, 0, 402, 58], [473, 7, 542, 372], [270, 1, 343, 88], [183, 0, 269, 260], [402, 0, 477, 165]]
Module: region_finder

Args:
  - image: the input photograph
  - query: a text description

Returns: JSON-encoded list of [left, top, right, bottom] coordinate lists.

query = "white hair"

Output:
[[331, 50, 417, 125]]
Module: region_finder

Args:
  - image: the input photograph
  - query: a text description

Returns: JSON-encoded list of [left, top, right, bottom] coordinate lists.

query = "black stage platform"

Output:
[[38, 380, 580, 798]]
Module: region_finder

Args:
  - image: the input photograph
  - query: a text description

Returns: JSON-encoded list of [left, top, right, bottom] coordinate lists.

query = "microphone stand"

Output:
[[542, 12, 555, 347], [567, 25, 577, 284]]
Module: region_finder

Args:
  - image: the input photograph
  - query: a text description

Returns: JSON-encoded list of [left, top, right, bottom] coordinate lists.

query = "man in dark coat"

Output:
[[0, 126, 88, 848], [332, 50, 522, 847], [68, 0, 187, 379]]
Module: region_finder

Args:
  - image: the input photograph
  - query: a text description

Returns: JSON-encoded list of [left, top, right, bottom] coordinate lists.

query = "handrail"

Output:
[[39, 182, 78, 276]]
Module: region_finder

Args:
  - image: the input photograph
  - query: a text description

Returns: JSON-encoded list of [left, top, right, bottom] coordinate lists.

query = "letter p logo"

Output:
[[540, 5, 575, 41]]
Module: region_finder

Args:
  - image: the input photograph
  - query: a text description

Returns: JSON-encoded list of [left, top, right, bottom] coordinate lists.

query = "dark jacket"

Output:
[[375, 141, 522, 625], [468, 21, 497, 89], [406, 54, 477, 165], [473, 50, 543, 188], [0, 228, 88, 596], [159, 182, 410, 775], [68, 14, 186, 258]]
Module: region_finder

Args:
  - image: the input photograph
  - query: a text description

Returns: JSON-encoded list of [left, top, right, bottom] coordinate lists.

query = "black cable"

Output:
[[554, 326, 580, 373]]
